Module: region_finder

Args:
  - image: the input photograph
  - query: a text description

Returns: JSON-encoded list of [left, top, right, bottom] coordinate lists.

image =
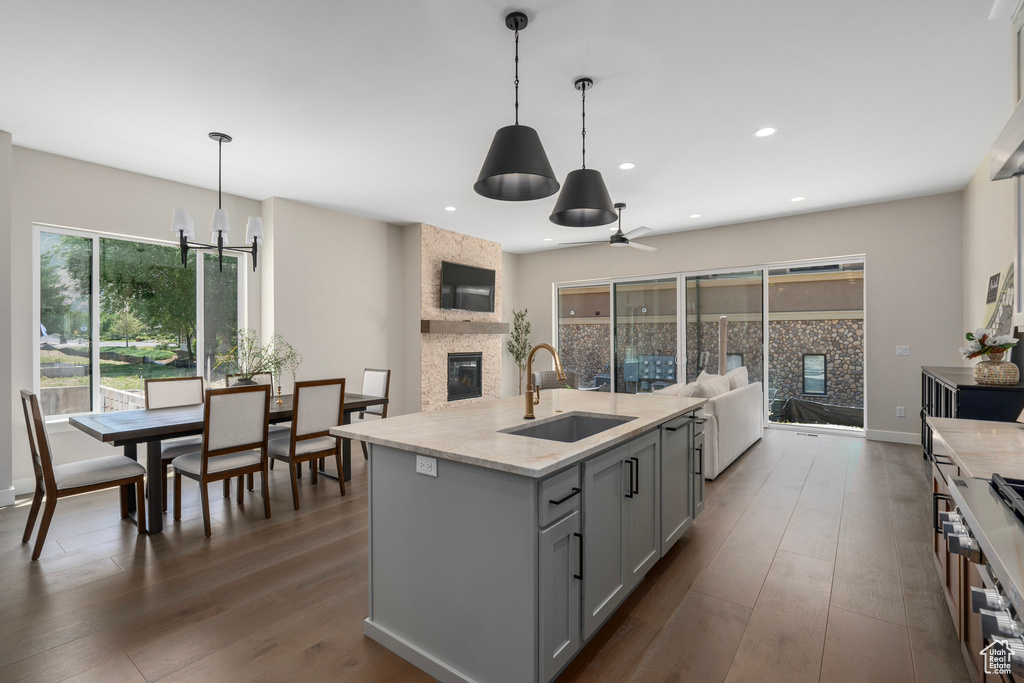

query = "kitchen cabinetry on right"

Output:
[[581, 430, 661, 640]]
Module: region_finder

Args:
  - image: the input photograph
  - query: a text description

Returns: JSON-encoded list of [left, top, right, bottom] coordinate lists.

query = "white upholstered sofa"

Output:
[[655, 367, 763, 480]]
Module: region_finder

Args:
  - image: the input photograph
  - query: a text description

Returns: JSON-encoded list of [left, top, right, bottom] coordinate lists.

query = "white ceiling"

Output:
[[0, 0, 1011, 253]]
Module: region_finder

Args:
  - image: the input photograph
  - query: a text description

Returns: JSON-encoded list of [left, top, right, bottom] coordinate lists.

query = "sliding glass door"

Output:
[[556, 284, 612, 390], [767, 261, 864, 429], [613, 278, 679, 394], [684, 271, 764, 384]]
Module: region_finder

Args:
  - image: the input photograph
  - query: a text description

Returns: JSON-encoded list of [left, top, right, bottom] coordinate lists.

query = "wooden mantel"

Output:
[[421, 320, 509, 335]]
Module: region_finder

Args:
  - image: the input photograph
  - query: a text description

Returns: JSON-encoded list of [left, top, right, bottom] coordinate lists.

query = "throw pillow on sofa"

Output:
[[726, 366, 749, 390], [690, 374, 731, 399], [695, 370, 719, 383], [654, 382, 701, 397]]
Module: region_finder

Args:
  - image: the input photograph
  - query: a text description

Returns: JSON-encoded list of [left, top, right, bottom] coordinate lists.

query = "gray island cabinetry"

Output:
[[332, 390, 706, 683]]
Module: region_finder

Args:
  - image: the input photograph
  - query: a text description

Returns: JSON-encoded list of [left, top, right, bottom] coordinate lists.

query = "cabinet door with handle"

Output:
[[581, 444, 629, 640], [538, 509, 582, 682], [660, 416, 693, 556], [693, 416, 706, 519], [625, 430, 660, 590]]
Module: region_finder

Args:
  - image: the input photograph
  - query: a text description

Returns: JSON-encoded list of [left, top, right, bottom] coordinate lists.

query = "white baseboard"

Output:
[[13, 477, 35, 497], [865, 429, 919, 445], [0, 486, 14, 508]]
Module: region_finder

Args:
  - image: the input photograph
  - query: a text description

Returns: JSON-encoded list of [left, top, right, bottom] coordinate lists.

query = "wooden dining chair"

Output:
[[357, 368, 391, 459], [20, 390, 146, 560], [226, 372, 289, 471], [268, 379, 346, 510], [145, 376, 205, 512], [171, 384, 272, 537]]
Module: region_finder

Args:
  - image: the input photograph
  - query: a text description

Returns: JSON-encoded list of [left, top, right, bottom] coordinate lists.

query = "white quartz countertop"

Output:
[[330, 389, 706, 478], [927, 416, 1024, 479]]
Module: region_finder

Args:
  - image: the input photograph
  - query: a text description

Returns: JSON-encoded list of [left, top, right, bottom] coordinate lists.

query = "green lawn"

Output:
[[99, 345, 176, 360], [40, 346, 193, 391]]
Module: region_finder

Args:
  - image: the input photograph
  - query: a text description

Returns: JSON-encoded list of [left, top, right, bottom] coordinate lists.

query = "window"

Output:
[[802, 354, 826, 395], [36, 226, 244, 418]]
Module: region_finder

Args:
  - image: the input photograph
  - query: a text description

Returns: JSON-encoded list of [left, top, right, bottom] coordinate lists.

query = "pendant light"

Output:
[[171, 133, 263, 272], [549, 77, 618, 227], [474, 11, 559, 201]]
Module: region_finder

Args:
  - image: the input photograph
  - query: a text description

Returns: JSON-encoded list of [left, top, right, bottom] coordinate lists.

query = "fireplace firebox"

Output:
[[448, 353, 482, 402]]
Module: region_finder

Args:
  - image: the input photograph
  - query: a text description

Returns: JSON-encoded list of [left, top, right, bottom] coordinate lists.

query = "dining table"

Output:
[[69, 392, 388, 534]]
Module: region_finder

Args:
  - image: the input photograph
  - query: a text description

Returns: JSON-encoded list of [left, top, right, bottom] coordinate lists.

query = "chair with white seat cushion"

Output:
[[145, 376, 206, 511], [268, 378, 346, 510], [226, 372, 290, 469], [172, 385, 272, 537], [20, 390, 146, 560], [356, 368, 390, 460]]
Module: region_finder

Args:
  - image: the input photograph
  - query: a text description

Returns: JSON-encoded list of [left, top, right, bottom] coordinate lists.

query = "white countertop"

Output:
[[928, 415, 1024, 479], [331, 389, 706, 478]]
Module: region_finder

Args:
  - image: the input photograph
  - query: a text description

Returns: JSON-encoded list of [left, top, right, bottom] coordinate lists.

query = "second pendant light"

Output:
[[550, 77, 618, 228]]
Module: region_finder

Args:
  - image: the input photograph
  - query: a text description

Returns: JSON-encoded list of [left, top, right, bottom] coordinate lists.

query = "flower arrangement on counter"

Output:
[[959, 328, 1018, 360]]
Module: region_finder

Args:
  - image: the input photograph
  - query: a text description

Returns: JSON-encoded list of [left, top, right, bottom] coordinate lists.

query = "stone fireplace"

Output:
[[414, 223, 506, 411], [447, 353, 483, 402]]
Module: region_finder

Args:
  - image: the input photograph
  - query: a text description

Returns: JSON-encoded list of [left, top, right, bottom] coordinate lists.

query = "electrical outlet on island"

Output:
[[416, 455, 437, 477], [896, 406, 906, 418]]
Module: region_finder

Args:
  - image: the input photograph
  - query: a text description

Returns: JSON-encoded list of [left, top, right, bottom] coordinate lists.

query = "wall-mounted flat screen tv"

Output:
[[440, 261, 495, 313]]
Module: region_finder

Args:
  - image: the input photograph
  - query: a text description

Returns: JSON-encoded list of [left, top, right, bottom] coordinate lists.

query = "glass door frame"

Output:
[[553, 254, 866, 435]]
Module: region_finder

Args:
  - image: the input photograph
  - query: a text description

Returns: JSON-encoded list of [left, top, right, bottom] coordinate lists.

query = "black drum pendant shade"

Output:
[[474, 11, 559, 202], [474, 124, 559, 201], [550, 77, 618, 227], [549, 168, 617, 227]]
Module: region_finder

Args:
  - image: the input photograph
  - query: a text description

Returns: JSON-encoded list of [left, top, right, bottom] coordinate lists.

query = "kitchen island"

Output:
[[331, 389, 706, 683]]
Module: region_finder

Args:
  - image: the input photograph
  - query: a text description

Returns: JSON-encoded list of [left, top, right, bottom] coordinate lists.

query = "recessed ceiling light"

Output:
[[542, 237, 552, 241], [619, 162, 636, 170], [754, 127, 778, 137], [790, 196, 806, 202], [689, 213, 702, 219], [444, 206, 457, 212]]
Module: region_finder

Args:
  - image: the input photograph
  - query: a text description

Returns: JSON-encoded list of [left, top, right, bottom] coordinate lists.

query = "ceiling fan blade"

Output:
[[559, 240, 608, 246], [627, 241, 657, 252], [622, 226, 652, 240]]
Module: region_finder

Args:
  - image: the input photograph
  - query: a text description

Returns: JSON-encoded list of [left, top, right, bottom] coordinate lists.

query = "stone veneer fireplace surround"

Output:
[[416, 224, 505, 411]]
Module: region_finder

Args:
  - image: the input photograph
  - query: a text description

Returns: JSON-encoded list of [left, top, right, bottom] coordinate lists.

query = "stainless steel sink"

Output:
[[501, 412, 636, 443]]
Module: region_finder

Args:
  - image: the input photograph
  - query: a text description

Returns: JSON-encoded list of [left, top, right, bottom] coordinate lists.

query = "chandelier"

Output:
[[171, 132, 262, 272]]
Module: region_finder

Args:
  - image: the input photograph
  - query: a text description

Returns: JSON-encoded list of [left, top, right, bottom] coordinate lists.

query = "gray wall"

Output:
[[517, 192, 965, 441], [259, 197, 406, 412]]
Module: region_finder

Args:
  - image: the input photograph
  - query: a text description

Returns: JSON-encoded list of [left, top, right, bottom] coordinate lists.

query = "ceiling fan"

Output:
[[559, 203, 657, 252]]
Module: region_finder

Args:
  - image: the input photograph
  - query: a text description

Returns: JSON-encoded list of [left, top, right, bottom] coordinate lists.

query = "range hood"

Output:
[[990, 98, 1024, 180]]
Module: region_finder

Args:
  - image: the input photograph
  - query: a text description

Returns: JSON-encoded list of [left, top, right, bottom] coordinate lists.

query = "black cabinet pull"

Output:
[[631, 457, 640, 495], [625, 458, 634, 498], [573, 532, 583, 580], [932, 492, 953, 533], [695, 445, 703, 477], [549, 487, 581, 506], [664, 417, 695, 432]]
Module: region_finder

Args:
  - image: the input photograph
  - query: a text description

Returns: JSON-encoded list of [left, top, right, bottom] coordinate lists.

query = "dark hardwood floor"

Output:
[[0, 430, 966, 682]]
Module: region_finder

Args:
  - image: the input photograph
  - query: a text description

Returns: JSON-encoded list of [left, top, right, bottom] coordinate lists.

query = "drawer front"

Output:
[[539, 465, 582, 528]]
